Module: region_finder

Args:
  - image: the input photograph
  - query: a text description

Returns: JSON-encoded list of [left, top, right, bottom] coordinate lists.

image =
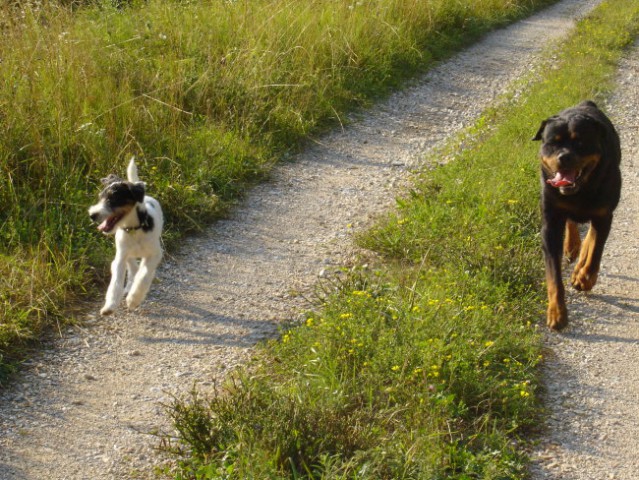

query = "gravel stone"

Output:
[[0, 1, 603, 478]]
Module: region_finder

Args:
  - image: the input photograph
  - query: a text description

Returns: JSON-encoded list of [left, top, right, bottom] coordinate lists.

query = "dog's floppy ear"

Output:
[[532, 119, 548, 141], [130, 182, 145, 203], [533, 115, 561, 141]]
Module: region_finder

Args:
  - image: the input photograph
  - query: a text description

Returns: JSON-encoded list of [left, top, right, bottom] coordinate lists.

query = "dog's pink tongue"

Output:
[[97, 220, 109, 232], [547, 171, 576, 188]]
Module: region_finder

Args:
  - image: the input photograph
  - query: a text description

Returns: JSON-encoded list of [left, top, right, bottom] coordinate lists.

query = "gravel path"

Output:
[[0, 1, 601, 478], [530, 40, 639, 480]]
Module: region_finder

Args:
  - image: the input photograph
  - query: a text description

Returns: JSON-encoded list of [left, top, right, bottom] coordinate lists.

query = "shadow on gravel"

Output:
[[603, 273, 639, 284], [596, 293, 639, 314], [564, 331, 639, 344], [139, 303, 277, 348], [0, 462, 25, 480]]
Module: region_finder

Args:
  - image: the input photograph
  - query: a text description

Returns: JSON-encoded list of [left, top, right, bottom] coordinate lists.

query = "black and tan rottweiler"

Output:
[[533, 100, 621, 330]]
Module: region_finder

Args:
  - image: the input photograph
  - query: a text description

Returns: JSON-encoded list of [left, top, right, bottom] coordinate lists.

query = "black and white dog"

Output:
[[89, 158, 163, 315]]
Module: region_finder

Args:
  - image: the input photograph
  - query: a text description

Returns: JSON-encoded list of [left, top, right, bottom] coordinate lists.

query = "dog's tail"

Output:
[[127, 156, 139, 183]]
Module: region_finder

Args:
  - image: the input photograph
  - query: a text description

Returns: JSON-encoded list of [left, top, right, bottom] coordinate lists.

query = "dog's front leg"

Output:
[[571, 214, 613, 291], [543, 213, 568, 330], [126, 252, 162, 310], [101, 253, 127, 315]]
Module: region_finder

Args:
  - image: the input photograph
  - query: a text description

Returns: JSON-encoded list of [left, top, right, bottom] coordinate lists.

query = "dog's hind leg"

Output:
[[564, 220, 581, 263], [126, 252, 162, 310], [124, 258, 139, 295], [101, 253, 127, 315]]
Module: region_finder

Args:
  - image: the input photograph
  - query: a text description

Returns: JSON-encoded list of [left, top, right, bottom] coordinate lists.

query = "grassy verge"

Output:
[[0, 0, 557, 378], [165, 1, 639, 478]]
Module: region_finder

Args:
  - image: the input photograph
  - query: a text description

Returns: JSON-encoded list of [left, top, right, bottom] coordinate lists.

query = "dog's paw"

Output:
[[547, 303, 568, 331], [126, 295, 142, 311], [100, 305, 115, 316], [571, 268, 598, 291]]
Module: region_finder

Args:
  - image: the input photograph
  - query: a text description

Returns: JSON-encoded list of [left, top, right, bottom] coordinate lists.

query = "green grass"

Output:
[[0, 0, 557, 377], [165, 0, 639, 478]]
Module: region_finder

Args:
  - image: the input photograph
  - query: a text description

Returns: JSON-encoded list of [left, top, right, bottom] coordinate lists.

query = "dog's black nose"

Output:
[[557, 152, 573, 167], [90, 212, 99, 222]]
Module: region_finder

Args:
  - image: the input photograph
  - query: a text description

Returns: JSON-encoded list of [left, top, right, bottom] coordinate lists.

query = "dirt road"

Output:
[[0, 1, 602, 478]]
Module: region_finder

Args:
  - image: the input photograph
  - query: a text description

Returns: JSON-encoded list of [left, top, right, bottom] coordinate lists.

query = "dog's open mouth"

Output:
[[98, 213, 124, 233], [546, 169, 580, 189]]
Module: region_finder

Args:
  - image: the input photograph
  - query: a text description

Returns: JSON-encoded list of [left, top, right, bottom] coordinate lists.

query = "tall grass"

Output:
[[165, 0, 639, 478], [0, 0, 554, 375]]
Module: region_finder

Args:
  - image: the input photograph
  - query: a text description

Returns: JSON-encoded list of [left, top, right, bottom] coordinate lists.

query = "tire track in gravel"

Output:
[[530, 40, 639, 480], [0, 1, 600, 478]]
